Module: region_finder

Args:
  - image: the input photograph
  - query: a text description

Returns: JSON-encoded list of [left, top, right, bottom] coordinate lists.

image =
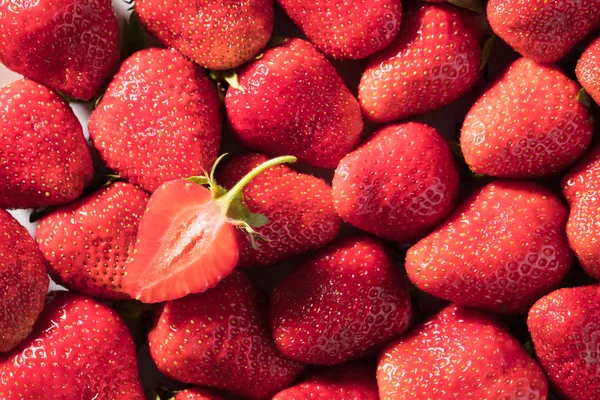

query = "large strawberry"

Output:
[[487, 0, 600, 63], [577, 35, 600, 105], [277, 0, 402, 59], [148, 270, 303, 400], [0, 209, 48, 352], [173, 388, 226, 400], [136, 0, 273, 70], [270, 236, 412, 365], [528, 285, 600, 399], [358, 3, 481, 123], [0, 0, 120, 100], [407, 180, 573, 314], [379, 304, 548, 399], [0, 79, 93, 209], [332, 122, 459, 243], [225, 38, 363, 169], [35, 182, 148, 300], [216, 153, 341, 267], [461, 58, 593, 178], [0, 291, 144, 399], [89, 48, 222, 193]]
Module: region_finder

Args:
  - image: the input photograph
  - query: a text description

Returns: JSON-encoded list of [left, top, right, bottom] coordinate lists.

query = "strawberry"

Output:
[[276, 0, 402, 59], [0, 209, 48, 352], [270, 236, 412, 365], [148, 270, 303, 400], [0, 0, 120, 100], [122, 155, 296, 303], [174, 388, 226, 400], [135, 0, 273, 70], [0, 79, 93, 209], [273, 363, 378, 400], [487, 0, 600, 63], [332, 122, 459, 243], [35, 182, 149, 300], [225, 38, 363, 169], [358, 3, 481, 123], [461, 58, 593, 178], [577, 35, 600, 105], [0, 291, 144, 399], [407, 180, 573, 314], [378, 304, 548, 399], [216, 153, 341, 267], [89, 48, 222, 193]]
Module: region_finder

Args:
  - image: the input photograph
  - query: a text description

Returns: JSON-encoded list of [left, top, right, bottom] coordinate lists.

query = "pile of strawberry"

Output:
[[1, 0, 600, 398]]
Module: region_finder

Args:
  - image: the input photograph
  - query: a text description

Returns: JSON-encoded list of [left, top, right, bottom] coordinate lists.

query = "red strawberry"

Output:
[[332, 122, 459, 243], [461, 58, 593, 178], [0, 79, 93, 209], [174, 388, 226, 400], [0, 0, 120, 100], [0, 291, 144, 399], [277, 0, 402, 59], [35, 182, 148, 300], [378, 304, 548, 399], [225, 38, 363, 169], [0, 209, 48, 352], [358, 3, 481, 123], [273, 363, 378, 400], [216, 153, 341, 267], [577, 35, 600, 105], [406, 180, 573, 314], [270, 236, 412, 365], [136, 0, 273, 70], [487, 0, 600, 63], [148, 270, 303, 400], [89, 48, 222, 193]]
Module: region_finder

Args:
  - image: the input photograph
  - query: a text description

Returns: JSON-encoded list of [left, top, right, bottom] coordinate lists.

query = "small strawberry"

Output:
[[89, 48, 222, 193], [0, 291, 144, 399], [487, 0, 600, 63], [358, 3, 481, 123], [0, 0, 120, 100], [273, 363, 378, 400], [225, 38, 363, 169], [277, 0, 402, 59], [407, 180, 573, 314], [461, 58, 593, 178], [332, 122, 459, 243], [528, 285, 600, 399], [173, 388, 226, 400], [577, 35, 600, 105], [0, 209, 48, 352], [148, 270, 303, 400], [136, 0, 273, 70], [0, 79, 93, 209], [379, 304, 548, 399], [216, 153, 341, 267], [35, 182, 149, 300], [270, 236, 412, 365]]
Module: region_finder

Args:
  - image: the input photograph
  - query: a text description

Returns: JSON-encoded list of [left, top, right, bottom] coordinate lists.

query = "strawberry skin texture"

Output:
[[35, 182, 148, 300], [89, 48, 222, 193], [277, 0, 402, 60], [270, 236, 412, 365], [0, 0, 120, 100], [378, 304, 548, 399], [217, 153, 341, 267], [487, 0, 600, 63], [577, 35, 600, 106], [148, 270, 303, 400], [358, 4, 481, 123], [0, 291, 144, 399], [407, 180, 573, 314], [0, 209, 48, 353], [332, 122, 459, 243], [136, 0, 273, 70], [273, 363, 378, 400], [461, 58, 593, 178], [225, 38, 363, 169], [0, 79, 93, 209], [174, 388, 226, 400]]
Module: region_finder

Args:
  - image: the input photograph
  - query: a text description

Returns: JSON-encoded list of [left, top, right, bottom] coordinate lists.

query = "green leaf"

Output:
[[57, 91, 79, 103], [121, 11, 145, 59], [245, 212, 270, 228], [480, 35, 496, 71], [447, 0, 485, 14], [577, 88, 593, 109], [186, 176, 210, 186]]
